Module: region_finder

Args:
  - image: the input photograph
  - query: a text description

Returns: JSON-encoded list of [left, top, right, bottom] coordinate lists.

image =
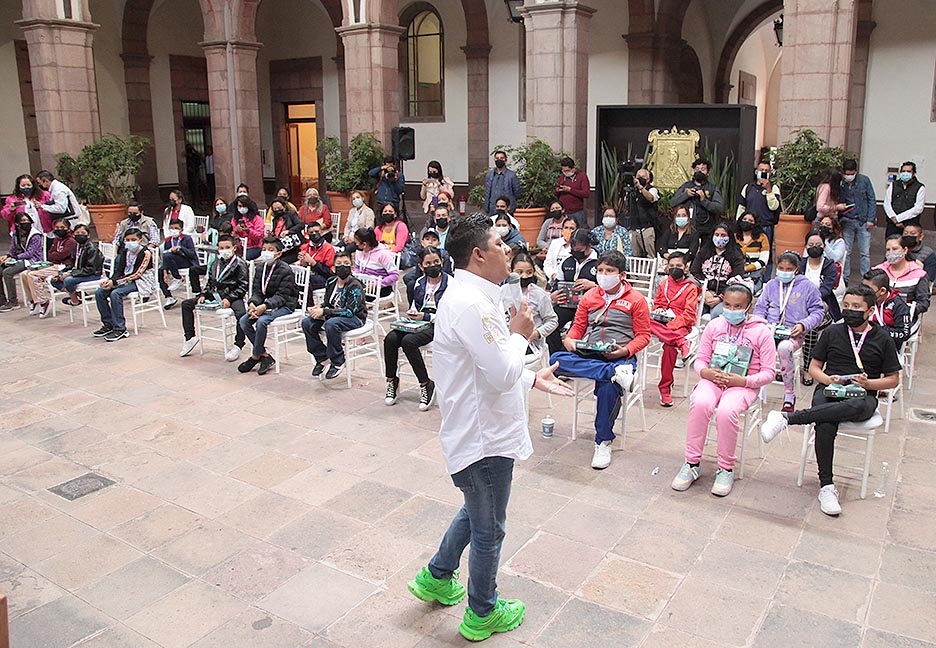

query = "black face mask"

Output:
[[519, 275, 536, 288], [128, 213, 141, 222], [273, 210, 285, 217], [19, 186, 33, 197], [807, 245, 824, 258], [435, 218, 448, 229], [168, 199, 177, 207], [428, 171, 440, 179], [819, 226, 832, 238], [842, 309, 867, 328], [53, 229, 69, 238], [570, 249, 586, 261], [901, 235, 919, 250], [309, 233, 322, 244], [494, 159, 506, 169], [335, 265, 352, 279], [739, 220, 754, 232], [424, 265, 442, 278], [550, 210, 563, 220], [17, 222, 32, 232], [381, 213, 394, 224], [669, 267, 685, 281], [74, 234, 89, 245], [693, 171, 707, 184]]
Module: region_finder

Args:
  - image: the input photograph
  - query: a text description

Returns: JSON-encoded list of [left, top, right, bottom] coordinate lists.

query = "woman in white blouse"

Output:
[[343, 190, 375, 244]]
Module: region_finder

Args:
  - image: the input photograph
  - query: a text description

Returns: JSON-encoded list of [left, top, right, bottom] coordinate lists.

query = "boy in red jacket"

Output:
[[651, 252, 701, 407], [550, 250, 651, 470]]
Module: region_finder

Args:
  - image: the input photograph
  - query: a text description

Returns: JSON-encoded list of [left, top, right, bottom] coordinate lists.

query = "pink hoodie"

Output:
[[693, 314, 777, 390]]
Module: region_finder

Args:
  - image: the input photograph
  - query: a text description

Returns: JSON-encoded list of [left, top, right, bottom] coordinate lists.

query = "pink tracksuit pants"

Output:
[[685, 379, 759, 470]]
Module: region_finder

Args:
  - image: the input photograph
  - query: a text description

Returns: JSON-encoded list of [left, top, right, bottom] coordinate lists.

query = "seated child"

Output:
[[0, 213, 44, 312], [93, 228, 154, 341], [863, 268, 912, 350], [511, 252, 558, 362], [159, 218, 199, 309], [26, 217, 77, 317], [51, 223, 104, 306], [650, 252, 700, 407]]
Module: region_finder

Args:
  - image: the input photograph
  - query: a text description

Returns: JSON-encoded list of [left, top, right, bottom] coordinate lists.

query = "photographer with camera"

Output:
[[671, 158, 724, 237], [554, 157, 590, 227], [626, 168, 660, 258], [369, 156, 406, 214]]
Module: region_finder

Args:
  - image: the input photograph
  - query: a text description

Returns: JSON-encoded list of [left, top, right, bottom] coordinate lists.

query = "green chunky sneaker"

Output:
[[459, 598, 525, 642], [406, 566, 466, 605]]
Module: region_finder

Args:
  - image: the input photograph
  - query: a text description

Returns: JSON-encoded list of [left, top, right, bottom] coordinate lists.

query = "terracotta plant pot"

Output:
[[88, 203, 127, 242], [514, 207, 548, 250], [774, 213, 812, 261]]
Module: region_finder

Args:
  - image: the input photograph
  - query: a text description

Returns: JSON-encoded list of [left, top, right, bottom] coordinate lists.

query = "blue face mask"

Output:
[[713, 235, 730, 248], [899, 171, 913, 183], [722, 309, 747, 325], [675, 216, 689, 228], [776, 270, 795, 284]]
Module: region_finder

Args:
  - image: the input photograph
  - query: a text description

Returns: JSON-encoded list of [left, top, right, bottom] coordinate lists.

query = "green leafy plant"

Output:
[[468, 169, 487, 210], [699, 138, 738, 218], [55, 134, 148, 204], [772, 129, 851, 215], [599, 141, 620, 209], [469, 139, 564, 211], [318, 132, 385, 195], [656, 187, 676, 215]]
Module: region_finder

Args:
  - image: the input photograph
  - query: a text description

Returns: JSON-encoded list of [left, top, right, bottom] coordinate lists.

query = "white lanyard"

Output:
[[216, 257, 237, 282], [261, 262, 275, 294], [662, 277, 690, 307], [777, 281, 794, 323], [870, 304, 884, 324], [848, 327, 869, 371]]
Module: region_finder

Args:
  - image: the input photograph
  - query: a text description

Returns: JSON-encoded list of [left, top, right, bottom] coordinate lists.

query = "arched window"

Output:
[[405, 9, 444, 118]]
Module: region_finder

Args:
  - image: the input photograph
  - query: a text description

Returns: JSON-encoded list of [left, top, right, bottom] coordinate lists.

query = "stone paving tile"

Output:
[[324, 526, 428, 583], [32, 532, 142, 591], [70, 485, 163, 530], [505, 531, 606, 592], [73, 624, 164, 648], [752, 604, 862, 648], [152, 521, 255, 576], [775, 560, 873, 623], [0, 559, 67, 619], [612, 518, 707, 574], [10, 594, 114, 648], [76, 557, 188, 622], [867, 582, 936, 643], [878, 543, 936, 593], [792, 525, 883, 576], [578, 554, 681, 619], [690, 539, 788, 599], [542, 501, 634, 549], [110, 503, 203, 551], [535, 596, 652, 648], [203, 541, 307, 601], [217, 491, 312, 540], [321, 479, 414, 523], [190, 608, 314, 647], [714, 505, 803, 557], [269, 508, 368, 560], [862, 628, 936, 648], [661, 575, 769, 646], [324, 590, 446, 648]]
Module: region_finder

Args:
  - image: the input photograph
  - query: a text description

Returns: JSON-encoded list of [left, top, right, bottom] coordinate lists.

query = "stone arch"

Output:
[[714, 0, 783, 103], [656, 0, 693, 37]]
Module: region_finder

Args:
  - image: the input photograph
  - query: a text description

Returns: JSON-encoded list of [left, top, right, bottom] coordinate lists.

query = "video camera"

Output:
[[618, 158, 645, 188]]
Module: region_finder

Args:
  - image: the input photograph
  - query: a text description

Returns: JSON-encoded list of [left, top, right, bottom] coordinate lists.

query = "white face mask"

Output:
[[237, 206, 248, 215], [602, 216, 616, 229], [168, 228, 181, 238], [844, 174, 857, 183], [495, 226, 510, 237], [259, 250, 276, 264], [218, 248, 234, 260], [597, 273, 621, 293]]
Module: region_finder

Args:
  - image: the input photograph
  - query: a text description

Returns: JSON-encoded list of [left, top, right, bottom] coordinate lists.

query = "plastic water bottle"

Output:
[[873, 461, 888, 498], [506, 273, 523, 311]]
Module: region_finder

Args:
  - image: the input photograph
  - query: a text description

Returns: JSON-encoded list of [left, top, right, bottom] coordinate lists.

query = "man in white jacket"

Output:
[[406, 214, 571, 642], [36, 170, 81, 230]]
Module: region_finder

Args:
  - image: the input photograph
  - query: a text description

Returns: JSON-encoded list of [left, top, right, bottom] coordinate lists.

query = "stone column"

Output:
[[333, 54, 349, 148], [625, 31, 681, 104], [777, 0, 859, 148], [521, 1, 596, 168], [16, 17, 101, 170], [846, 0, 875, 155], [201, 40, 264, 203], [463, 44, 492, 187], [122, 53, 160, 207], [336, 23, 405, 150]]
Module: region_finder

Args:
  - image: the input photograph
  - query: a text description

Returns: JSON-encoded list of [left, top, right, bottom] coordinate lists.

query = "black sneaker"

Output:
[[238, 356, 260, 373], [62, 297, 80, 307], [0, 301, 21, 313], [258, 355, 276, 376], [92, 326, 114, 337], [104, 328, 129, 342], [385, 377, 399, 405], [311, 361, 326, 377], [325, 362, 345, 380], [418, 380, 436, 411]]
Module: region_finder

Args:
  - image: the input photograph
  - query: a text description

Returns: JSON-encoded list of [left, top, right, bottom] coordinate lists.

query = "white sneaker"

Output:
[[591, 440, 613, 470], [612, 364, 635, 393], [818, 484, 841, 516], [168, 278, 183, 292], [761, 410, 788, 444], [180, 337, 199, 357], [225, 346, 242, 362], [163, 296, 178, 309], [674, 356, 686, 369]]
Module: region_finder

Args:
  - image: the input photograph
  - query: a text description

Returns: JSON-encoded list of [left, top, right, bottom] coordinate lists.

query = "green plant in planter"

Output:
[[318, 132, 385, 195], [772, 129, 851, 215], [55, 134, 148, 204], [468, 168, 488, 210], [699, 138, 737, 218], [469, 140, 564, 212], [599, 141, 620, 209]]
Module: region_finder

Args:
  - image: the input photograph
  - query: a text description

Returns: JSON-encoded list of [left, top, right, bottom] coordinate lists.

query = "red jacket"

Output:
[[299, 240, 335, 270], [652, 276, 700, 330], [569, 280, 651, 358], [554, 171, 590, 214]]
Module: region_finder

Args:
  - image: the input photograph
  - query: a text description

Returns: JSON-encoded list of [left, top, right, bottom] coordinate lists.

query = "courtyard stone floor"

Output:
[[0, 299, 935, 648]]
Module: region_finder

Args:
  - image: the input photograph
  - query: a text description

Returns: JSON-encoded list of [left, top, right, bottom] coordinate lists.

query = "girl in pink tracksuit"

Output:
[[672, 282, 776, 497]]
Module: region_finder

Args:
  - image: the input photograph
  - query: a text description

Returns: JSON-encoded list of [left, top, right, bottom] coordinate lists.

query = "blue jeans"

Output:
[[429, 456, 514, 617], [239, 305, 293, 357], [52, 274, 101, 295], [840, 217, 871, 281], [301, 315, 362, 365], [95, 281, 137, 330], [550, 351, 637, 443]]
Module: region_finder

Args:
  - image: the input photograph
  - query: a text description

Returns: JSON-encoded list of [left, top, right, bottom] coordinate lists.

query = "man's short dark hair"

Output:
[[36, 170, 54, 181], [127, 201, 141, 211], [493, 150, 507, 158], [334, 250, 353, 263], [560, 156, 575, 168], [597, 250, 628, 273], [218, 234, 236, 246], [446, 214, 494, 270], [262, 236, 283, 251], [862, 268, 890, 291], [237, 183, 250, 192], [124, 227, 142, 239], [667, 251, 686, 262], [901, 161, 917, 173], [845, 284, 877, 310], [693, 158, 711, 169], [843, 159, 858, 171], [495, 195, 511, 207], [384, 155, 395, 164]]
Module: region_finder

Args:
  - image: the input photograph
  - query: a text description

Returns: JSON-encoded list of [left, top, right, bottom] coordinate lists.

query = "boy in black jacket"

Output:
[[52, 223, 105, 306], [238, 237, 299, 375], [301, 250, 367, 380], [160, 218, 199, 309], [180, 235, 249, 359]]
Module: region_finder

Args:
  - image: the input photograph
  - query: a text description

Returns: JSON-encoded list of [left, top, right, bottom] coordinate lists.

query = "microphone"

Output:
[[506, 272, 523, 311]]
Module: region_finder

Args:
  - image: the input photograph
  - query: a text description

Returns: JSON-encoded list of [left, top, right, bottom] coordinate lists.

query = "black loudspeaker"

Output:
[[392, 126, 416, 161]]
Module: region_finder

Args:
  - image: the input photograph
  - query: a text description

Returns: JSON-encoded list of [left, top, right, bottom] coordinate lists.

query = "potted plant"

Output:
[[56, 134, 149, 241], [772, 129, 850, 257], [318, 132, 384, 215]]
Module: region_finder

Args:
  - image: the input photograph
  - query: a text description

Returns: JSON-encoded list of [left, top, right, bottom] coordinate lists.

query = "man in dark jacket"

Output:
[[884, 161, 925, 238], [238, 237, 299, 375], [302, 250, 367, 380], [671, 158, 724, 237], [160, 218, 200, 309], [863, 269, 912, 350], [369, 156, 406, 213], [179, 235, 250, 360]]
